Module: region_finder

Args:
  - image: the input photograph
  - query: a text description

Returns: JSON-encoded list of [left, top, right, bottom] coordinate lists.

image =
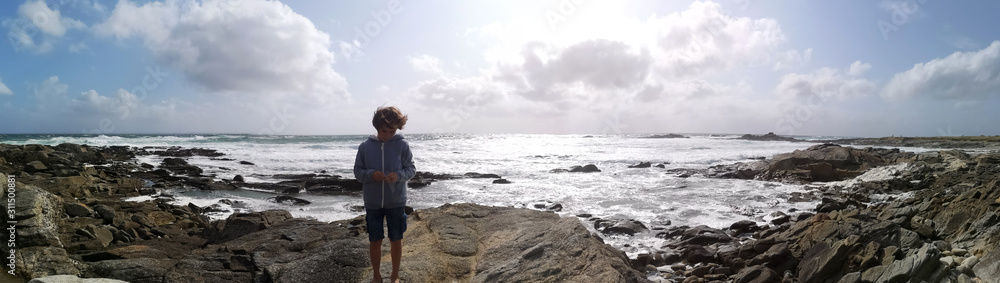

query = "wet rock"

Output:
[[629, 162, 652, 168], [730, 220, 760, 235], [464, 172, 501, 179], [595, 219, 648, 236], [233, 175, 244, 182], [645, 134, 687, 139], [568, 164, 601, 173], [492, 178, 512, 184], [239, 161, 254, 165], [268, 195, 312, 206]]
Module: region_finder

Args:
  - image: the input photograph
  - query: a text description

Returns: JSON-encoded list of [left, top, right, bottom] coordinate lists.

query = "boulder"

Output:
[[203, 210, 292, 243], [64, 203, 94, 217], [732, 265, 779, 283], [730, 220, 760, 235], [26, 160, 49, 172], [595, 219, 648, 236], [569, 164, 601, 173], [268, 195, 312, 205], [628, 162, 652, 168], [492, 178, 512, 184], [17, 246, 81, 279], [798, 239, 852, 283]]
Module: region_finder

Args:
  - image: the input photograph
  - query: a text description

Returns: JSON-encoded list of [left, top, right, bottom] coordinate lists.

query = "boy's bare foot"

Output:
[[391, 277, 400, 283]]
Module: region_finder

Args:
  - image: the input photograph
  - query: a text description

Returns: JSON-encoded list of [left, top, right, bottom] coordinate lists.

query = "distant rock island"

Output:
[[737, 132, 803, 142], [644, 134, 688, 139]]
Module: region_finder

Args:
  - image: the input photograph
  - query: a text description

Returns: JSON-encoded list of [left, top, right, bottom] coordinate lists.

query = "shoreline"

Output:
[[1, 141, 999, 282]]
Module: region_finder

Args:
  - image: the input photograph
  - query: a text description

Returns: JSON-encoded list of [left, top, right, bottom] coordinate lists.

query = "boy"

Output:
[[354, 106, 415, 283]]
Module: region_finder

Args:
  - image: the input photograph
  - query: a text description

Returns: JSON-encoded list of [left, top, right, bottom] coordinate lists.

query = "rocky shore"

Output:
[[3, 141, 1000, 283], [1, 143, 644, 283], [825, 136, 1000, 150]]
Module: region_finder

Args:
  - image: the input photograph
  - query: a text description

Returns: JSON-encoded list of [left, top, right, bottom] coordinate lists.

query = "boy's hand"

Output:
[[386, 172, 398, 183], [373, 171, 385, 182]]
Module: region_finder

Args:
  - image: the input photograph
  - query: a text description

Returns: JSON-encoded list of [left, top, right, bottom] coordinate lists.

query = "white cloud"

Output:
[[881, 41, 1000, 101], [0, 78, 12, 95], [773, 48, 813, 70], [68, 42, 88, 53], [409, 55, 443, 75], [95, 0, 348, 103], [847, 61, 872, 76], [776, 62, 878, 100], [1, 0, 86, 53], [375, 85, 391, 93], [493, 39, 652, 101]]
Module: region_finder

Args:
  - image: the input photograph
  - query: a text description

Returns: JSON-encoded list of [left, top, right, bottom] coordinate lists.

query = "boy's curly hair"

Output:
[[372, 106, 408, 130]]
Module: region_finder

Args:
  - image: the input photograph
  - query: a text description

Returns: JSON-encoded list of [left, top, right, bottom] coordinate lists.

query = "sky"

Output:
[[1, 0, 1000, 136]]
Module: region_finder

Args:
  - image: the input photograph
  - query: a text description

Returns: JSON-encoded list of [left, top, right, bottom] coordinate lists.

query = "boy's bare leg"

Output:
[[370, 240, 382, 282], [390, 239, 402, 283]]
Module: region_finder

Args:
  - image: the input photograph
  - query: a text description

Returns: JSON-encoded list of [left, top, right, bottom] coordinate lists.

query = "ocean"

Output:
[[0, 133, 894, 254]]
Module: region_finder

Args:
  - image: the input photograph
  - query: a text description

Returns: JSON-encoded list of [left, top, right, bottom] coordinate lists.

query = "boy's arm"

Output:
[[395, 142, 416, 182], [353, 143, 376, 183]]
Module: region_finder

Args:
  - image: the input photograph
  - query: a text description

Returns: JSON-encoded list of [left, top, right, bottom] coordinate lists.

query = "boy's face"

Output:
[[377, 126, 397, 142]]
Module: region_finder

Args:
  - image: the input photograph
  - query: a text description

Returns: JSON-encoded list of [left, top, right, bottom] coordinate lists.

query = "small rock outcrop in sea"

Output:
[[550, 164, 601, 173], [644, 134, 688, 139], [738, 132, 802, 142]]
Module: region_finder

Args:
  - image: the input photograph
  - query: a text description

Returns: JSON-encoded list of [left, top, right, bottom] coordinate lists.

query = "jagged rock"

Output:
[[732, 265, 779, 283], [595, 219, 648, 236], [973, 249, 1000, 282], [566, 164, 601, 173], [860, 243, 941, 283], [26, 160, 49, 172], [268, 195, 312, 205], [798, 239, 852, 283], [85, 258, 172, 283], [203, 210, 292, 243]]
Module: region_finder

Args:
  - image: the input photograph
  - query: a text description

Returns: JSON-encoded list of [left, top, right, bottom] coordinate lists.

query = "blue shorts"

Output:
[[366, 207, 407, 242]]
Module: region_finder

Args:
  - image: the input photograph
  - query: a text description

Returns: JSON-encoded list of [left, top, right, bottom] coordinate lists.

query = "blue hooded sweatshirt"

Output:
[[353, 134, 415, 209]]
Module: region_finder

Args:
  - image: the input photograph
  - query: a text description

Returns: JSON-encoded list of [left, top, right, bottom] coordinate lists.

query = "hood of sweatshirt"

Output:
[[353, 134, 416, 209]]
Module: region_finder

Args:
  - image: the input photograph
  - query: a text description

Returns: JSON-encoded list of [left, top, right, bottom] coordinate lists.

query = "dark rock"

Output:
[[203, 210, 292, 243], [738, 132, 801, 142], [628, 162, 652, 168], [26, 160, 49, 173], [268, 195, 312, 206], [730, 220, 760, 235], [732, 265, 780, 283], [684, 245, 716, 264], [93, 205, 117, 221], [464, 172, 501, 179], [595, 219, 648, 236], [239, 161, 255, 165], [233, 175, 244, 182], [492, 178, 512, 184], [85, 258, 170, 283], [569, 164, 601, 173], [645, 134, 687, 139], [64, 202, 94, 217], [798, 239, 852, 283]]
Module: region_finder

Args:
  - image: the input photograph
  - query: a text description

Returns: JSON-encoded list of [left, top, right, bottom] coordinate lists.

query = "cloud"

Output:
[[776, 62, 878, 100], [881, 41, 1000, 101], [494, 39, 652, 101], [847, 61, 872, 76], [409, 55, 443, 75], [649, 1, 793, 77], [1, 0, 86, 53], [375, 85, 391, 93], [0, 78, 12, 95], [95, 0, 348, 103], [68, 42, 88, 53], [773, 48, 813, 70]]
